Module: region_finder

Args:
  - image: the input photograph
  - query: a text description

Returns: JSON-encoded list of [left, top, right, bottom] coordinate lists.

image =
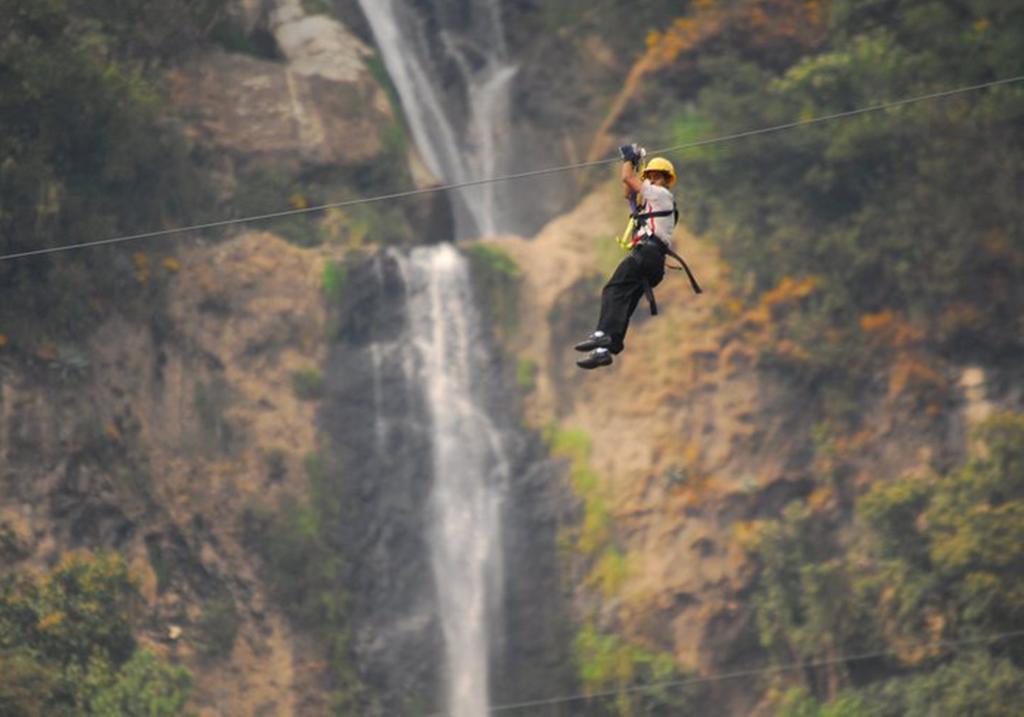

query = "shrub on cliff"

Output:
[[464, 243, 523, 344], [749, 413, 1024, 713], [243, 453, 365, 711], [0, 0, 219, 343], [0, 552, 191, 716]]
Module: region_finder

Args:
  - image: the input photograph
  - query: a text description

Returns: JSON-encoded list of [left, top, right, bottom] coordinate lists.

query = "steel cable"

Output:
[[422, 628, 1024, 716], [1, 75, 1021, 263]]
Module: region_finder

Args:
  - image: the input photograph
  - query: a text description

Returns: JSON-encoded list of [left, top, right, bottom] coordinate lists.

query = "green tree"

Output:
[[0, 553, 191, 715], [573, 623, 691, 717], [0, 0, 217, 342], [780, 651, 1024, 716], [0, 553, 137, 669], [860, 413, 1024, 639], [749, 414, 1024, 712], [0, 652, 59, 717], [244, 454, 364, 712], [680, 0, 1024, 363], [89, 650, 192, 717], [751, 502, 878, 700]]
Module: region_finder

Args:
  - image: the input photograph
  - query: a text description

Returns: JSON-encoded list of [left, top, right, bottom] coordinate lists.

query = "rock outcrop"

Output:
[[170, 1, 392, 170]]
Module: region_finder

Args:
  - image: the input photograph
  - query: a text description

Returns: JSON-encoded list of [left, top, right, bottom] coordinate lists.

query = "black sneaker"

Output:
[[576, 348, 613, 370], [574, 331, 612, 352]]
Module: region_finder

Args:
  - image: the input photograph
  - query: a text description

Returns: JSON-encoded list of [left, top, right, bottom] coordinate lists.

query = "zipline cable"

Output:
[[422, 627, 1024, 716], [1, 74, 1022, 264]]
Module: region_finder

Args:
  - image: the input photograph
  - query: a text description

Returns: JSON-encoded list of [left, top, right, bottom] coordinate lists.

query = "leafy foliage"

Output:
[[544, 425, 688, 715], [516, 357, 538, 393], [545, 425, 614, 560], [244, 453, 363, 712], [0, 552, 191, 715], [574, 623, 691, 717], [464, 243, 522, 343], [0, 0, 219, 343], [88, 650, 193, 717], [749, 414, 1024, 712], [194, 596, 239, 659], [680, 0, 1024, 364], [291, 367, 325, 401], [321, 261, 348, 304], [750, 502, 878, 694]]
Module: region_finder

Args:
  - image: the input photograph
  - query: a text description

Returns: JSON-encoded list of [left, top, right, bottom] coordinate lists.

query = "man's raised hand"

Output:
[[618, 143, 646, 166]]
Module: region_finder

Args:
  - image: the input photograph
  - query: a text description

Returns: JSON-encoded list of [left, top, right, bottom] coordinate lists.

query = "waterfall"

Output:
[[398, 244, 509, 717], [350, 3, 524, 712], [356, 0, 517, 238], [327, 247, 571, 716]]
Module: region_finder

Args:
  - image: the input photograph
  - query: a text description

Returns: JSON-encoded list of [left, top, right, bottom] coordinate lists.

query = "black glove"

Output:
[[618, 142, 643, 166], [614, 144, 638, 163]]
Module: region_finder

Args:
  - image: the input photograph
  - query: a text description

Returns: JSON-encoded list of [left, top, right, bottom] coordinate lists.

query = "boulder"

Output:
[[171, 5, 392, 169]]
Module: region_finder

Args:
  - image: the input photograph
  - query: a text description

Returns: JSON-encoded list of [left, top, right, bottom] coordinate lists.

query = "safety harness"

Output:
[[626, 203, 703, 315]]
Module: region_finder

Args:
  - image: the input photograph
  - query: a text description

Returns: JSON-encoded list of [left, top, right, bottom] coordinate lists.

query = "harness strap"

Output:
[[639, 235, 703, 295], [632, 209, 675, 219], [631, 206, 680, 224], [642, 277, 658, 316], [624, 197, 702, 315], [662, 244, 703, 295]]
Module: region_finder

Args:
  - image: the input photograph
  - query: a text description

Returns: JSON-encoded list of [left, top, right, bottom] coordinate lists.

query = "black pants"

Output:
[[596, 242, 665, 354]]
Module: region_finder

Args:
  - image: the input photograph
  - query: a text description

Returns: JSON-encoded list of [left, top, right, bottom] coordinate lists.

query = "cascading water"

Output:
[[356, 0, 517, 238], [353, 1, 520, 714], [327, 248, 571, 716], [398, 245, 509, 717]]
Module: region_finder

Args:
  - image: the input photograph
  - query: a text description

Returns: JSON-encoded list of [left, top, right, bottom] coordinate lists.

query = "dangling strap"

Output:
[[646, 235, 702, 294], [642, 276, 658, 316], [663, 245, 703, 294], [627, 250, 660, 315]]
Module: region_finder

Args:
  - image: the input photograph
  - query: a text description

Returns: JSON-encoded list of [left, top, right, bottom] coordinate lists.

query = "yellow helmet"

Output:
[[643, 157, 676, 187]]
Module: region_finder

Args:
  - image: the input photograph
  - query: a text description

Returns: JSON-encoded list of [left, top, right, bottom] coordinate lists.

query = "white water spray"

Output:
[[356, 0, 517, 238], [399, 245, 509, 717]]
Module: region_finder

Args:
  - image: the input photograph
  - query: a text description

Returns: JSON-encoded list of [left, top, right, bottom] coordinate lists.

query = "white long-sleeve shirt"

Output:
[[632, 180, 676, 248]]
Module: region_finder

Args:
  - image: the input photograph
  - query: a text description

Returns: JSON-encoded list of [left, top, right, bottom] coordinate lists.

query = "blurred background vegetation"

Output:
[[0, 0, 223, 346], [747, 413, 1024, 715], [656, 1, 1024, 712], [676, 0, 1024, 388], [0, 553, 191, 716]]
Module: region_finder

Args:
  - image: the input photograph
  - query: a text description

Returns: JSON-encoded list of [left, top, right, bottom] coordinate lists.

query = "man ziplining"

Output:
[[574, 143, 702, 370]]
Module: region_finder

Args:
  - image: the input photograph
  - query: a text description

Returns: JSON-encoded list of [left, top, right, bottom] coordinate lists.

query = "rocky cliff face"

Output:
[[486, 181, 1020, 714], [0, 3, 401, 711], [171, 1, 391, 173], [3, 189, 1007, 715], [0, 233, 333, 714], [169, 0, 454, 245], [2, 1, 573, 712]]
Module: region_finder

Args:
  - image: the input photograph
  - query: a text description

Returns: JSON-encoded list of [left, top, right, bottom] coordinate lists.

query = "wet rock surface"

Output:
[[0, 233, 330, 716]]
